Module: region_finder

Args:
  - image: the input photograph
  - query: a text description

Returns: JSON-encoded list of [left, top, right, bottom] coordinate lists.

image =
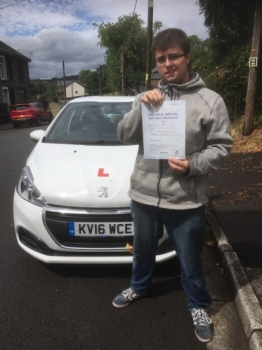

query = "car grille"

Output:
[[43, 206, 134, 251]]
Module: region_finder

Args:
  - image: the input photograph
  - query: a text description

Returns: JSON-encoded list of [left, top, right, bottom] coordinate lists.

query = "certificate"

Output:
[[142, 100, 186, 159]]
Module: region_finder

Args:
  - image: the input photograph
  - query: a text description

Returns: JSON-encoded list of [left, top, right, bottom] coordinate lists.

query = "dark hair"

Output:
[[151, 28, 190, 56]]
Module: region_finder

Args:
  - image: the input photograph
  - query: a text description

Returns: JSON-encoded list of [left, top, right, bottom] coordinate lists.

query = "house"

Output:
[[56, 79, 72, 101], [0, 40, 31, 123], [56, 80, 87, 101], [150, 67, 161, 88], [65, 81, 87, 100]]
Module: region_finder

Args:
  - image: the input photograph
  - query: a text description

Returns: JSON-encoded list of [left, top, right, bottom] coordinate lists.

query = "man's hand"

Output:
[[141, 90, 163, 106], [168, 158, 189, 175]]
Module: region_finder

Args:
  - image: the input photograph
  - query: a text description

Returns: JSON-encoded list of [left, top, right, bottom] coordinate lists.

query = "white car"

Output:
[[13, 96, 176, 264]]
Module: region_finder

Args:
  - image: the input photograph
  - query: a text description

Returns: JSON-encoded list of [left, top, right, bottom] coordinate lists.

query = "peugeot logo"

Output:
[[98, 186, 108, 198]]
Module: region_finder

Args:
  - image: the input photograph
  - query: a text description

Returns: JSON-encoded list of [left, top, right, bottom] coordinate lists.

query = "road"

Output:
[[0, 125, 246, 350]]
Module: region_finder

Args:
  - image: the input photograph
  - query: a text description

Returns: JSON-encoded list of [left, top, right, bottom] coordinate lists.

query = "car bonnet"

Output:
[[26, 142, 138, 208]]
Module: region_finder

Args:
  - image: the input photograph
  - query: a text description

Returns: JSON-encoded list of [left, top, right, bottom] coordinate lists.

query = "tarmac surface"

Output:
[[1, 122, 262, 349], [207, 151, 262, 350]]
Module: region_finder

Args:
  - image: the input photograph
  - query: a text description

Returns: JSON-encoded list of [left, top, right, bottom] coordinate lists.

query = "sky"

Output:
[[0, 0, 208, 80]]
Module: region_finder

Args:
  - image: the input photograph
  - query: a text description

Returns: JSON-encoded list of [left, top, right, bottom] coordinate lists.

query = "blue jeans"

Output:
[[130, 200, 211, 310]]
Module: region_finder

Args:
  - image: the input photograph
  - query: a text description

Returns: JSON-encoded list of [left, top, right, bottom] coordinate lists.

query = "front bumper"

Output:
[[16, 236, 176, 264], [12, 117, 36, 124], [13, 190, 176, 264]]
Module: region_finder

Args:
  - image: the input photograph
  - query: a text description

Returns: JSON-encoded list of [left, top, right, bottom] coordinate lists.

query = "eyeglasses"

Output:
[[156, 53, 186, 65]]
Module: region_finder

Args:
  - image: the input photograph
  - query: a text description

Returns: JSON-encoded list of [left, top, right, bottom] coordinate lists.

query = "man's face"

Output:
[[155, 46, 190, 85]]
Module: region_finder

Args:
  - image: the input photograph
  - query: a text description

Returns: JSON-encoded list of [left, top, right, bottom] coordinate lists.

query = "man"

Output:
[[112, 28, 233, 343]]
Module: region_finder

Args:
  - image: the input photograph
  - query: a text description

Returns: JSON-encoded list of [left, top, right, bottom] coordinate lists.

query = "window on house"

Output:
[[18, 88, 26, 102], [6, 59, 13, 80], [17, 61, 24, 81], [0, 55, 7, 80], [2, 87, 10, 104]]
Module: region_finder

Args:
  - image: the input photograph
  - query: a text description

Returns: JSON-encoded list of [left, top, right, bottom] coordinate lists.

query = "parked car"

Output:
[[10, 102, 53, 128], [13, 96, 176, 264]]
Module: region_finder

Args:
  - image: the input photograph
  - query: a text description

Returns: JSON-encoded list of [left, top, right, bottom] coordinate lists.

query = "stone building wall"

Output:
[[0, 56, 31, 105]]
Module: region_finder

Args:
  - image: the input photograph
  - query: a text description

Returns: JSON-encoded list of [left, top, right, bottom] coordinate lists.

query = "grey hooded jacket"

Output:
[[117, 72, 233, 209]]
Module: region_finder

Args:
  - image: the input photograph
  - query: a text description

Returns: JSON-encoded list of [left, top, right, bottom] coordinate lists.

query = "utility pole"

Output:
[[62, 60, 66, 105], [243, 0, 262, 136], [121, 46, 124, 95], [98, 64, 102, 95], [145, 0, 154, 91]]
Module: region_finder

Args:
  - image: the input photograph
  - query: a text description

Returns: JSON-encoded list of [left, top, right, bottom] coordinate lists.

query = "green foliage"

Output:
[[64, 75, 78, 81], [30, 80, 58, 103], [199, 0, 256, 50], [45, 82, 58, 103], [204, 44, 250, 115], [254, 114, 262, 128], [94, 13, 162, 94], [198, 0, 260, 118], [30, 80, 46, 97], [188, 36, 211, 78], [78, 69, 99, 93], [78, 64, 110, 95]]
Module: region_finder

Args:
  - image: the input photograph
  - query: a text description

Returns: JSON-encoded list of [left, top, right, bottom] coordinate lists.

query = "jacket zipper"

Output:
[[156, 160, 163, 207]]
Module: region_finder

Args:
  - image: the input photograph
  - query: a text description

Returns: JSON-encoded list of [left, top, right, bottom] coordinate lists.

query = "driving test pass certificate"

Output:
[[142, 100, 186, 159]]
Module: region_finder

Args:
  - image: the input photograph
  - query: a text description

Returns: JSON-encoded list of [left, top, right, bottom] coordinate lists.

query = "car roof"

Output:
[[67, 96, 135, 104]]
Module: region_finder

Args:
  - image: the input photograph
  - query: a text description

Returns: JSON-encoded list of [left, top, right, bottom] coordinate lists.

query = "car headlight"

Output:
[[17, 166, 47, 207]]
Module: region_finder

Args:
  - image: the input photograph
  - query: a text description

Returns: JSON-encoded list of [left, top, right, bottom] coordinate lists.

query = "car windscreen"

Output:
[[12, 105, 30, 111], [44, 101, 133, 145]]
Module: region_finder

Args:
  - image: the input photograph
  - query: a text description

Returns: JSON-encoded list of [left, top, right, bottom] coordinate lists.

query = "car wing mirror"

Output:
[[30, 130, 45, 142]]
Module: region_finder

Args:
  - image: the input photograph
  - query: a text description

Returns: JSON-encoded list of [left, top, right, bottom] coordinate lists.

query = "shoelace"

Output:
[[192, 309, 212, 326], [122, 288, 138, 301]]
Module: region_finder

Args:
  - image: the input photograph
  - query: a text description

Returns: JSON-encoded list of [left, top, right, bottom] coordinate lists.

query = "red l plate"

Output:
[[98, 168, 109, 177]]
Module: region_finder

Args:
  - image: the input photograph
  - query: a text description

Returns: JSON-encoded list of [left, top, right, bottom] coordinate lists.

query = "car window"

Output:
[[13, 105, 30, 111], [44, 101, 132, 145]]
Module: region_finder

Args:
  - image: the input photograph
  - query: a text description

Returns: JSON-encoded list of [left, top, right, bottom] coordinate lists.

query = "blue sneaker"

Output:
[[191, 308, 214, 343], [112, 287, 146, 308]]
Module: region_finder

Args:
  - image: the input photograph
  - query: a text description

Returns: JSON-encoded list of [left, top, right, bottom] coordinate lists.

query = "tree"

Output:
[[198, 0, 262, 119], [44, 81, 58, 103], [78, 69, 98, 95], [30, 80, 47, 97], [94, 14, 162, 94], [188, 35, 211, 78], [30, 79, 59, 103], [78, 65, 110, 95], [243, 0, 262, 135]]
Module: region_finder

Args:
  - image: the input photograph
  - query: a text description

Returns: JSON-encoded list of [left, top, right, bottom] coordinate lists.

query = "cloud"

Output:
[[0, 0, 208, 79]]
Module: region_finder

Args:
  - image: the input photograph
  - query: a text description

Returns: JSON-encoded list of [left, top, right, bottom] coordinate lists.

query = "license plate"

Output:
[[68, 222, 134, 237]]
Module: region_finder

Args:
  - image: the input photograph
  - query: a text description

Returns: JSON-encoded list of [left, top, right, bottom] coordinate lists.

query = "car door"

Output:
[[37, 103, 48, 121]]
